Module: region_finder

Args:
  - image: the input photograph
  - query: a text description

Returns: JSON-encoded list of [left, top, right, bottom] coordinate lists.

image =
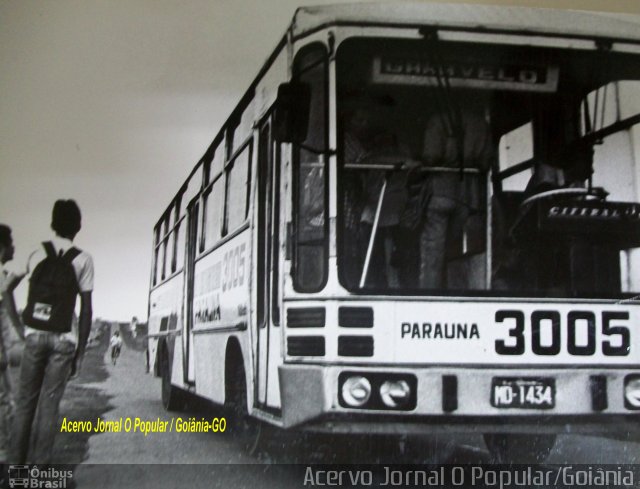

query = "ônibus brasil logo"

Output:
[[8, 465, 73, 488]]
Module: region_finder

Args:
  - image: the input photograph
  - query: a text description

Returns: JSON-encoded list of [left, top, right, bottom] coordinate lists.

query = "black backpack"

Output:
[[22, 242, 81, 333]]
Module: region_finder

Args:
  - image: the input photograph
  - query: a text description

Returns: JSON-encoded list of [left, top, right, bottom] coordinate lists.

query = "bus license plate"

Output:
[[491, 378, 555, 409]]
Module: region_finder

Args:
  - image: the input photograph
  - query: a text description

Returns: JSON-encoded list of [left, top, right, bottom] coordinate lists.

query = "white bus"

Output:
[[147, 4, 640, 462]]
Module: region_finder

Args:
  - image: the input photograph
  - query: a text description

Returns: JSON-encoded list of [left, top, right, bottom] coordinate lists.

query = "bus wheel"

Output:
[[160, 348, 183, 411], [484, 433, 556, 463], [225, 361, 262, 454]]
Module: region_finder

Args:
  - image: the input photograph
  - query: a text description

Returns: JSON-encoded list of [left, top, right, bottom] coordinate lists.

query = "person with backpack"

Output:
[[11, 200, 94, 464]]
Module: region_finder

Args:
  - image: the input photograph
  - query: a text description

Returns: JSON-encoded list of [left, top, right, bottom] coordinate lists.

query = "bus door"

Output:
[[255, 115, 282, 409], [182, 199, 198, 385]]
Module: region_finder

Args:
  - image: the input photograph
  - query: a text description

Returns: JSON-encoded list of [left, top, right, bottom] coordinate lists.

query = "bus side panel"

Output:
[[192, 331, 252, 406], [148, 274, 184, 379], [191, 230, 252, 404], [192, 332, 228, 404]]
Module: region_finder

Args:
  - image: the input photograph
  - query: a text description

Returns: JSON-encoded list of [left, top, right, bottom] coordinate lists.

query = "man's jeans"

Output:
[[11, 332, 75, 463], [0, 366, 12, 461], [419, 196, 468, 289]]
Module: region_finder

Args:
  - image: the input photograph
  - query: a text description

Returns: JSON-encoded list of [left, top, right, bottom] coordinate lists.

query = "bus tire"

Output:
[[484, 433, 556, 463], [160, 346, 184, 411], [225, 357, 262, 454]]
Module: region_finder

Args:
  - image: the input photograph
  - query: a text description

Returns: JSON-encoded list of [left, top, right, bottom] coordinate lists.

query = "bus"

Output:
[[147, 4, 640, 462]]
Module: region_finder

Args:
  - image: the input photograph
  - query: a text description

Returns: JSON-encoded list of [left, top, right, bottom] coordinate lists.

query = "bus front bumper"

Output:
[[278, 364, 640, 435]]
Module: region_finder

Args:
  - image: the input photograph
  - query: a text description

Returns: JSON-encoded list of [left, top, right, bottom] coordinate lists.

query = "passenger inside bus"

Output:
[[341, 100, 416, 289], [339, 92, 494, 291], [418, 97, 494, 289]]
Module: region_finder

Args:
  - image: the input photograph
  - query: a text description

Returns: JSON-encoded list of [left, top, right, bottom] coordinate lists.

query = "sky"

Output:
[[2, 0, 640, 322]]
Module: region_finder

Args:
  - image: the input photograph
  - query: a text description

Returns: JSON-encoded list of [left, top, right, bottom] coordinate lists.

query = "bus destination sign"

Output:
[[372, 56, 559, 92]]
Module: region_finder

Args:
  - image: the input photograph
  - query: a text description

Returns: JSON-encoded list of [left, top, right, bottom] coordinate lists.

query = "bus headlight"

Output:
[[624, 375, 640, 409], [380, 380, 411, 408], [341, 376, 372, 407]]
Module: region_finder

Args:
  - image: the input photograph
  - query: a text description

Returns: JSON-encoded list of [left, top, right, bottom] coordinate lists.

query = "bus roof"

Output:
[[292, 3, 640, 44]]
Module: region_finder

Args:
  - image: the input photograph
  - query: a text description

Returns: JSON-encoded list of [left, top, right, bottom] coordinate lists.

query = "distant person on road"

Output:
[[11, 200, 94, 464], [130, 316, 139, 338], [0, 224, 26, 463], [110, 330, 122, 365]]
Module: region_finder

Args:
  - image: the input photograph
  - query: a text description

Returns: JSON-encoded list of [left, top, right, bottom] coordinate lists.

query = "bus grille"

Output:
[[338, 307, 374, 328], [287, 307, 326, 328], [287, 336, 325, 357], [338, 335, 374, 357]]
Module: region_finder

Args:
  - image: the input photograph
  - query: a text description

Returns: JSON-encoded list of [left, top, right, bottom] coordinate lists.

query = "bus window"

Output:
[[203, 159, 212, 187], [153, 225, 162, 285], [498, 122, 533, 192], [161, 215, 170, 280], [182, 165, 203, 212], [164, 231, 174, 278], [585, 81, 638, 203], [178, 192, 188, 218], [170, 206, 179, 273], [292, 43, 329, 292], [234, 111, 254, 155], [202, 176, 224, 248], [190, 202, 202, 266], [156, 243, 165, 284], [211, 146, 225, 180], [165, 206, 174, 232], [582, 81, 640, 292], [224, 143, 251, 235], [175, 217, 186, 273]]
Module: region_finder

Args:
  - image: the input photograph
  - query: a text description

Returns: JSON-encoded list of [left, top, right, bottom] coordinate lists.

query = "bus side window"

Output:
[[292, 43, 329, 292], [498, 122, 533, 192], [224, 143, 251, 235], [170, 202, 180, 273], [175, 216, 186, 273], [161, 214, 170, 281], [165, 227, 174, 277], [584, 81, 639, 203], [582, 81, 640, 292], [153, 225, 162, 285], [203, 176, 224, 249], [201, 147, 225, 252]]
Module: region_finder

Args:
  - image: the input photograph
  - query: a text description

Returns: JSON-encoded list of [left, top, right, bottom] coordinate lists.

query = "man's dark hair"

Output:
[[51, 200, 82, 238], [0, 224, 12, 248]]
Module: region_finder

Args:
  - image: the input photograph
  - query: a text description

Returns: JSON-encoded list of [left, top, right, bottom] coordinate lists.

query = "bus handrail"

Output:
[[344, 164, 482, 173]]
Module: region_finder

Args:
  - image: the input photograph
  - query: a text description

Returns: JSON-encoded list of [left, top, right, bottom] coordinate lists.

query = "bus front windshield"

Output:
[[336, 37, 640, 298]]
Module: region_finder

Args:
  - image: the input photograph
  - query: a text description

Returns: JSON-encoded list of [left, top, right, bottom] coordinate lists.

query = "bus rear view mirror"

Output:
[[273, 82, 311, 143]]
